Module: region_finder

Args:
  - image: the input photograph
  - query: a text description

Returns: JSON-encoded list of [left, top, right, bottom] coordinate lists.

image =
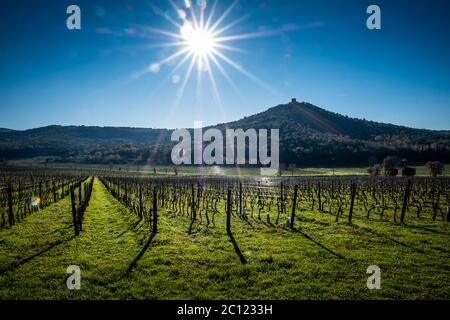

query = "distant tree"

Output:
[[426, 161, 444, 177], [402, 167, 416, 177], [173, 165, 178, 176], [367, 164, 382, 176], [153, 168, 157, 175], [288, 163, 297, 176], [382, 156, 400, 175]]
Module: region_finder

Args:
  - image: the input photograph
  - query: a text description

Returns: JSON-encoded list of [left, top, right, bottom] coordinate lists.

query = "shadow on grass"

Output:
[[228, 233, 247, 264], [352, 223, 426, 254], [292, 228, 346, 260], [124, 232, 156, 277], [0, 235, 76, 275], [116, 219, 144, 238], [403, 223, 448, 236], [299, 216, 331, 227], [240, 216, 255, 228], [261, 220, 275, 228]]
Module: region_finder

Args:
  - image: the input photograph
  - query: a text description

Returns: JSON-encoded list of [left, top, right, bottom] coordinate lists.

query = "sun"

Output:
[[180, 21, 216, 57], [141, 0, 288, 103]]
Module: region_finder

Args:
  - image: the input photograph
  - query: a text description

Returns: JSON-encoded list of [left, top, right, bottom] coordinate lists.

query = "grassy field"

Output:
[[0, 178, 449, 299], [6, 160, 449, 177]]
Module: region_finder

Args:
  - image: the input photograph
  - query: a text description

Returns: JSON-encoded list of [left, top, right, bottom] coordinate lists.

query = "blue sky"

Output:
[[0, 0, 449, 130]]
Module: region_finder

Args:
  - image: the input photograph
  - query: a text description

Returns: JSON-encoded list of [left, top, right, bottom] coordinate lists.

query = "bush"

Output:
[[402, 167, 416, 177], [386, 168, 398, 176], [426, 161, 444, 177]]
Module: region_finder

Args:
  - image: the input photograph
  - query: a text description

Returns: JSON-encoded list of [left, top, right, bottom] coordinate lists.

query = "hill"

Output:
[[0, 100, 449, 166]]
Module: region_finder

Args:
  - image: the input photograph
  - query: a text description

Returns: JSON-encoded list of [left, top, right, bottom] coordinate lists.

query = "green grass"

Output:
[[0, 179, 449, 299]]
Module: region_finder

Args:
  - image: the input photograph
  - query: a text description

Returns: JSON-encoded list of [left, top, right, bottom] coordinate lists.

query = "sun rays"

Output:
[[144, 0, 282, 104]]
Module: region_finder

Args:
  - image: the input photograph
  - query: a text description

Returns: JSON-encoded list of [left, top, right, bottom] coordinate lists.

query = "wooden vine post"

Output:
[[226, 187, 232, 235], [70, 185, 79, 236], [152, 187, 158, 235], [78, 183, 83, 230], [400, 179, 412, 223], [52, 181, 57, 203], [290, 185, 298, 229], [348, 181, 357, 224], [239, 181, 243, 217]]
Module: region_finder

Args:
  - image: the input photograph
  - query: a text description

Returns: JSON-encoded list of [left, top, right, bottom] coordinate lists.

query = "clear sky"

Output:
[[0, 0, 449, 130]]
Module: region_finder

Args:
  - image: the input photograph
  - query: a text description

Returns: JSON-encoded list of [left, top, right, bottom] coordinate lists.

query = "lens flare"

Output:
[[29, 196, 41, 207]]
